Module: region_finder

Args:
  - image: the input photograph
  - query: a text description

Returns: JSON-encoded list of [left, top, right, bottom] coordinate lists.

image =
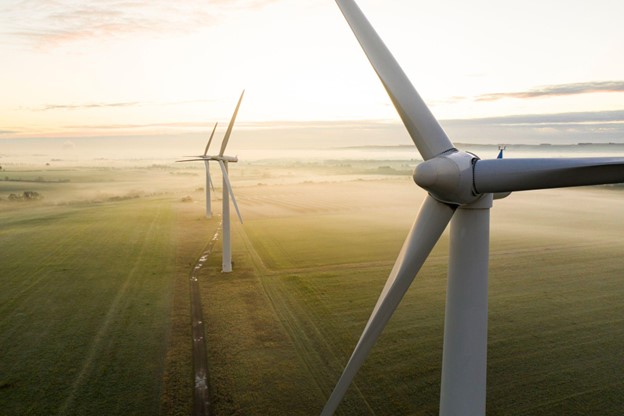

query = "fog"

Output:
[[3, 132, 624, 169]]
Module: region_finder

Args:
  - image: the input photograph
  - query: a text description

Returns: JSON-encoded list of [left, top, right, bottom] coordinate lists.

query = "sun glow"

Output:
[[1, 0, 624, 143]]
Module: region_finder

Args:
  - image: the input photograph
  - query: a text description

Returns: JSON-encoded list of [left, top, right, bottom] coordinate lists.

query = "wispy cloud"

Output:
[[440, 110, 624, 144], [475, 81, 624, 102], [64, 119, 406, 131], [1, 0, 282, 47], [28, 98, 215, 111], [65, 121, 212, 130], [37, 101, 140, 111], [443, 110, 624, 126]]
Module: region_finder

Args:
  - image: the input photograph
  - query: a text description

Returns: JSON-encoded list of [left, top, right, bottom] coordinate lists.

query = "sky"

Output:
[[1, 0, 624, 149]]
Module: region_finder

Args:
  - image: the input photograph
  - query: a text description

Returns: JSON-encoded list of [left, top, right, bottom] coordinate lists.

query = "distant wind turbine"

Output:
[[322, 1, 624, 415], [181, 122, 218, 218], [178, 91, 245, 273]]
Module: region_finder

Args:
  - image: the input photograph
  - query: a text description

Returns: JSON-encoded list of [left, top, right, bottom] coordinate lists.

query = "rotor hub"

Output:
[[413, 150, 482, 206]]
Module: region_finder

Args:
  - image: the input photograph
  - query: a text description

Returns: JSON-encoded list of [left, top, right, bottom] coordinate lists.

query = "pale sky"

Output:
[[1, 0, 624, 145]]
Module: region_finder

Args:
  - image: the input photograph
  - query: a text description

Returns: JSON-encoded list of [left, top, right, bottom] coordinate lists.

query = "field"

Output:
[[0, 166, 215, 415], [204, 176, 624, 415], [1, 160, 624, 415]]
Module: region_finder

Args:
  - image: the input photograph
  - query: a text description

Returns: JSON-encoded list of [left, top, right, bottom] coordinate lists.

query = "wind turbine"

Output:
[[182, 122, 218, 218], [178, 91, 245, 273], [322, 1, 624, 415]]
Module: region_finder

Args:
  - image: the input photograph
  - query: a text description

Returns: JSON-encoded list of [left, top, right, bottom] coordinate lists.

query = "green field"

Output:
[[0, 166, 217, 415], [2, 163, 624, 415], [203, 181, 624, 415], [0, 193, 184, 415]]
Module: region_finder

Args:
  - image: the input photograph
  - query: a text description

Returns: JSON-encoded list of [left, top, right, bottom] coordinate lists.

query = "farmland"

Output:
[[205, 178, 624, 415], [0, 166, 215, 415], [1, 161, 624, 415]]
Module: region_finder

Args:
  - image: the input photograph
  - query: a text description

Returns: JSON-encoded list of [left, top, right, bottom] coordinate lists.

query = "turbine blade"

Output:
[[176, 158, 206, 163], [322, 195, 456, 415], [209, 171, 215, 191], [204, 160, 216, 191], [203, 122, 218, 156], [335, 0, 454, 160], [217, 160, 243, 224], [219, 91, 245, 157], [474, 157, 624, 193]]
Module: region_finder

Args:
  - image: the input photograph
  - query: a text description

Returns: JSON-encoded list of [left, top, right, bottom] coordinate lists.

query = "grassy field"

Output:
[[0, 165, 219, 415], [0, 197, 173, 414], [2, 161, 624, 415], [203, 179, 624, 415]]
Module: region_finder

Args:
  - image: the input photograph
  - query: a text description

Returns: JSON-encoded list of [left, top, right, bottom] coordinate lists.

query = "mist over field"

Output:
[[3, 126, 624, 169], [2, 142, 624, 415]]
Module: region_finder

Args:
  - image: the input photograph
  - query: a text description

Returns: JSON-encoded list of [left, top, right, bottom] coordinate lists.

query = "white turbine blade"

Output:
[[217, 160, 243, 224], [322, 195, 455, 415], [176, 158, 207, 163], [219, 91, 245, 157], [203, 122, 218, 156], [204, 160, 215, 191], [474, 157, 624, 193], [208, 171, 215, 191], [335, 0, 454, 160]]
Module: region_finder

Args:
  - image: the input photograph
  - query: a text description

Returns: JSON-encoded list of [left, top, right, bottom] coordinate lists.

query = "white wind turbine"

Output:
[[179, 91, 245, 273], [183, 122, 218, 218], [322, 1, 624, 415]]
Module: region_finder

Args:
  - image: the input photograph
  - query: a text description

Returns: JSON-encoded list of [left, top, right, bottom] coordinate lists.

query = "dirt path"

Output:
[[190, 225, 221, 416]]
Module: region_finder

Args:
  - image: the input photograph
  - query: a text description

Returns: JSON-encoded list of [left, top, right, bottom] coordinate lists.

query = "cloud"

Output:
[[0, 0, 282, 47], [443, 110, 624, 126], [30, 99, 214, 111], [65, 121, 212, 130], [475, 81, 624, 102], [440, 110, 624, 144], [63, 119, 406, 131], [37, 101, 140, 111]]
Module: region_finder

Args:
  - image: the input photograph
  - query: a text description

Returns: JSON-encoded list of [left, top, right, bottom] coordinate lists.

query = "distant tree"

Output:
[[23, 191, 41, 200], [7, 191, 43, 202]]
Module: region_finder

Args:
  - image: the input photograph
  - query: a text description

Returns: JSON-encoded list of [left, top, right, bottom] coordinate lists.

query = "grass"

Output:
[[203, 182, 624, 415], [0, 172, 181, 415], [3, 164, 624, 415], [0, 165, 226, 416]]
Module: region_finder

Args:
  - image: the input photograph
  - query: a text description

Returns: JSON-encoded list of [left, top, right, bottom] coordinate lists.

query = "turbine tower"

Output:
[[322, 1, 624, 415], [184, 122, 218, 218], [178, 91, 245, 273]]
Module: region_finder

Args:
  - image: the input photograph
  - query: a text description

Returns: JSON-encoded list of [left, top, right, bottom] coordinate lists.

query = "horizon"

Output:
[[1, 1, 624, 146]]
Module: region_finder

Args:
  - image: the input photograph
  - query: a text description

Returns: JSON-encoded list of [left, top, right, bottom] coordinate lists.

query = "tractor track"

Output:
[[235, 225, 377, 415], [190, 222, 221, 416]]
